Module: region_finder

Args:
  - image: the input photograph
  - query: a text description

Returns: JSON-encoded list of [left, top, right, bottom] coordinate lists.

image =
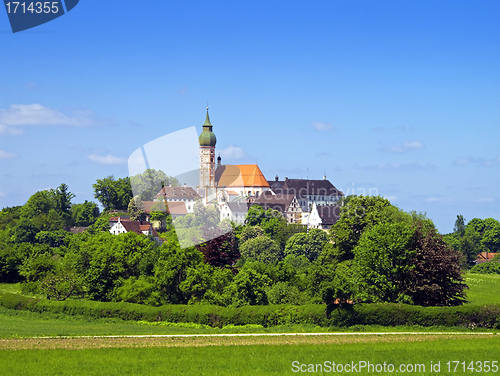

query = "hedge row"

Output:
[[1, 292, 499, 329]]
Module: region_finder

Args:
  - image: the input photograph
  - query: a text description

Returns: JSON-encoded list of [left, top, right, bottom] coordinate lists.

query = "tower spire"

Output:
[[203, 104, 212, 127]]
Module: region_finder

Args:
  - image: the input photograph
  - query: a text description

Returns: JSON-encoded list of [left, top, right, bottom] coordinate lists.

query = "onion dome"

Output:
[[199, 107, 217, 147]]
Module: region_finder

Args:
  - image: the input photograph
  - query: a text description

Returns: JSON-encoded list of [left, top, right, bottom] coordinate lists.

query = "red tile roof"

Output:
[[476, 252, 499, 263], [121, 221, 143, 234], [216, 164, 269, 188]]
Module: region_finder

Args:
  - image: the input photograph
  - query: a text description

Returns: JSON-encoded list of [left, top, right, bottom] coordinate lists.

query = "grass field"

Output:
[[465, 272, 500, 305], [0, 334, 498, 375], [0, 274, 499, 375]]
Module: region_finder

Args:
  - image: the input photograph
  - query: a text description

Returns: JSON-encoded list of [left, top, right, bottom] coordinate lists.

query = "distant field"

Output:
[[465, 272, 500, 305]]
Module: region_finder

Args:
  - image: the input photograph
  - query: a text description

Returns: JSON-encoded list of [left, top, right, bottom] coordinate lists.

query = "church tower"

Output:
[[198, 107, 217, 189]]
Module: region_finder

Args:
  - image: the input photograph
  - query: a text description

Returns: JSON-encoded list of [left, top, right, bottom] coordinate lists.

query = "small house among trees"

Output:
[[109, 217, 160, 242]]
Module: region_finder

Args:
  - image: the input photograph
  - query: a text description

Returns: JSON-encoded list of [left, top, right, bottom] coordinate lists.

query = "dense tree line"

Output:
[[1, 175, 491, 308], [444, 216, 500, 267]]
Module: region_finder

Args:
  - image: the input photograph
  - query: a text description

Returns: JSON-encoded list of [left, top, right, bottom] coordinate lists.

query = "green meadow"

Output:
[[1, 335, 499, 375], [465, 272, 500, 305], [0, 273, 499, 375]]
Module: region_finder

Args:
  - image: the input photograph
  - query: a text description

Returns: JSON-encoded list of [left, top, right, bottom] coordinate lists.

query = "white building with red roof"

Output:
[[109, 217, 160, 242]]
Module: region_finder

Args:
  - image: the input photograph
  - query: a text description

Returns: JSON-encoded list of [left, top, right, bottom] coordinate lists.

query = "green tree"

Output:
[[454, 215, 466, 236], [113, 276, 156, 305], [129, 169, 179, 201], [240, 236, 282, 264], [326, 195, 393, 262], [325, 260, 360, 304], [266, 281, 304, 305], [21, 185, 75, 227], [19, 251, 58, 283], [226, 267, 271, 306], [87, 216, 110, 234], [350, 222, 416, 303], [322, 196, 429, 265], [0, 242, 25, 282], [239, 225, 264, 243], [35, 229, 70, 247], [466, 218, 500, 253], [283, 254, 311, 273], [285, 228, 327, 262], [21, 190, 55, 219], [78, 232, 155, 301], [34, 209, 66, 231], [93, 176, 133, 211], [10, 220, 38, 243], [323, 221, 467, 307], [39, 259, 85, 301], [152, 234, 204, 304], [179, 263, 234, 305], [0, 206, 22, 232], [245, 205, 267, 227], [128, 196, 146, 221], [245, 205, 298, 250], [51, 183, 75, 224], [71, 201, 100, 226]]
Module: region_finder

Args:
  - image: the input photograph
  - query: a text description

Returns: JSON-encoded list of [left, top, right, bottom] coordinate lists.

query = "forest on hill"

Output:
[[1, 172, 499, 308]]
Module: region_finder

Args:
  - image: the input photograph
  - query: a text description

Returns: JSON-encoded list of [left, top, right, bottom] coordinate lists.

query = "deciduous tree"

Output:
[[93, 176, 133, 211]]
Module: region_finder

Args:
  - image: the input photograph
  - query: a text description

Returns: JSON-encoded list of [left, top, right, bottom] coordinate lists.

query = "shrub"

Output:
[[470, 262, 500, 275], [1, 292, 499, 329]]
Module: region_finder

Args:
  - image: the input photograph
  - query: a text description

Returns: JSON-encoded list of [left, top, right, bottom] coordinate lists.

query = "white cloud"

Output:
[[88, 153, 126, 165], [0, 104, 104, 134], [453, 154, 499, 167], [381, 140, 424, 153], [0, 191, 5, 197], [0, 150, 18, 159], [0, 124, 24, 135], [311, 122, 333, 131], [219, 145, 245, 160]]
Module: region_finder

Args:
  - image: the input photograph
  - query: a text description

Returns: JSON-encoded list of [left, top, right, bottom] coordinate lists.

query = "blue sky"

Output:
[[1, 0, 499, 233]]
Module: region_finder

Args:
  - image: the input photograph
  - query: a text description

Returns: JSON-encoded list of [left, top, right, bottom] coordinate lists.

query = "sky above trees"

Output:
[[1, 0, 499, 233]]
